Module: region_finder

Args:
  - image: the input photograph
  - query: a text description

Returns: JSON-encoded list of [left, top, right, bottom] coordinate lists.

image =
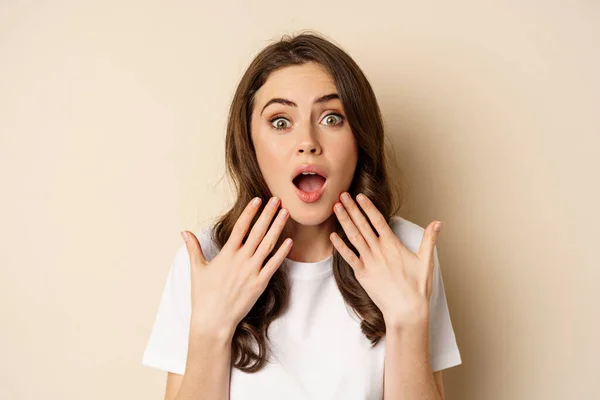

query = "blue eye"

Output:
[[321, 113, 344, 126], [270, 117, 291, 130]]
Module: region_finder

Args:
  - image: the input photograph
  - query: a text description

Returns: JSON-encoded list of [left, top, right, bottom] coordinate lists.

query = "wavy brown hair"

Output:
[[210, 31, 403, 372]]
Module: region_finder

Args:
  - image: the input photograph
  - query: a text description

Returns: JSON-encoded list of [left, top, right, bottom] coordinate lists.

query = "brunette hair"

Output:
[[211, 31, 403, 372]]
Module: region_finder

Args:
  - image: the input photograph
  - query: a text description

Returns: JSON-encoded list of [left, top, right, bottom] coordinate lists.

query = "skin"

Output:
[[165, 61, 446, 399], [250, 61, 358, 263], [331, 193, 446, 399]]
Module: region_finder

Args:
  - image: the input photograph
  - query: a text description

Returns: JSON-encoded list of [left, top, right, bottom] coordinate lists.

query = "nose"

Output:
[[296, 127, 322, 155]]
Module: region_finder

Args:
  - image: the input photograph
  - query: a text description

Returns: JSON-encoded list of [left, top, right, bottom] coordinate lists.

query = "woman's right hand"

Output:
[[180, 196, 292, 339]]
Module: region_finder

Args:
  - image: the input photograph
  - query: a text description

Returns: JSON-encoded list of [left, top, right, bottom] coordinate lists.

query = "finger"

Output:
[[252, 207, 289, 262], [258, 237, 294, 286], [339, 192, 379, 249], [330, 232, 365, 278], [426, 245, 438, 295], [181, 230, 207, 266], [355, 193, 397, 244], [243, 196, 281, 255], [418, 220, 442, 266], [333, 201, 371, 257], [417, 221, 441, 295], [226, 197, 262, 250]]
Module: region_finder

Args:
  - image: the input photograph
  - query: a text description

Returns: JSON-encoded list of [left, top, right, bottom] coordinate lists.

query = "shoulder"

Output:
[[387, 215, 429, 254]]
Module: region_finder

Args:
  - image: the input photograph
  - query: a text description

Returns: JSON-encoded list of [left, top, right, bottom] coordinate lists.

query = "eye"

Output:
[[320, 113, 344, 126], [269, 116, 291, 131]]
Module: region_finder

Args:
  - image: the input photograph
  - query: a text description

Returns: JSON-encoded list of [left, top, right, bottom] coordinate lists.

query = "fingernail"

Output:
[[357, 193, 367, 204], [433, 221, 443, 232], [252, 197, 261, 207], [278, 208, 288, 219], [341, 192, 351, 201], [181, 231, 189, 241], [269, 197, 280, 207]]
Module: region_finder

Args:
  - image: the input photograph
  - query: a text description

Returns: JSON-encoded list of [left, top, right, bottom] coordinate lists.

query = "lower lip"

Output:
[[294, 179, 328, 203]]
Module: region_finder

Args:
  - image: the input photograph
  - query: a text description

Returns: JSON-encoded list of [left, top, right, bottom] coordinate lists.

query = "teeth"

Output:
[[301, 172, 316, 175]]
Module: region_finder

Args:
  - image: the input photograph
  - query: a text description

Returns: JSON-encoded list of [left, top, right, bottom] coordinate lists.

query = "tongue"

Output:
[[295, 175, 326, 193]]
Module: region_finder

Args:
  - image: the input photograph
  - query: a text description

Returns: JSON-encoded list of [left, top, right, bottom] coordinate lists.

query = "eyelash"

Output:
[[269, 113, 345, 131]]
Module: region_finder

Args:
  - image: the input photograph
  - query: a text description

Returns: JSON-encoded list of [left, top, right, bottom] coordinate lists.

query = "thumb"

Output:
[[418, 220, 442, 263], [181, 230, 207, 266]]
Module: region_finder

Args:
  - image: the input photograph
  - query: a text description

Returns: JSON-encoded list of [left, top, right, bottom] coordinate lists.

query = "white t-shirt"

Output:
[[142, 215, 461, 399]]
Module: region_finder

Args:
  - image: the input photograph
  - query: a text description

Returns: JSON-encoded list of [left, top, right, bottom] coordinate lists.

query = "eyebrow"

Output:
[[260, 93, 340, 116]]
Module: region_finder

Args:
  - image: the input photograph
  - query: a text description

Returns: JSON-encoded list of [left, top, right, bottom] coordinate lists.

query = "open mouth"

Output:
[[292, 172, 327, 193], [292, 171, 328, 203]]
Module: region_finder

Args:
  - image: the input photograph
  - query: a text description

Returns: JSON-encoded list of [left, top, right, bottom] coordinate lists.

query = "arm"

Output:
[[434, 371, 445, 399], [165, 325, 234, 400], [383, 321, 444, 400], [164, 199, 292, 399]]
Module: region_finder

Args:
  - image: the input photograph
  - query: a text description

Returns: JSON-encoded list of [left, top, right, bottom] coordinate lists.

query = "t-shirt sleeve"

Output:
[[428, 245, 462, 372], [142, 242, 192, 375]]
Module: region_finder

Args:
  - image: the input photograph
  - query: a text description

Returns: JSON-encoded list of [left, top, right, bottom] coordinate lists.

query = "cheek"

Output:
[[330, 135, 359, 175], [258, 138, 288, 159], [253, 136, 292, 183]]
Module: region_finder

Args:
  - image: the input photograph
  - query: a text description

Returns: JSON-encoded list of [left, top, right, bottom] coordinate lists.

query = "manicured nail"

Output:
[[269, 197, 280, 207], [278, 209, 288, 219], [252, 197, 261, 206], [341, 192, 351, 201], [433, 221, 443, 232], [357, 193, 367, 204]]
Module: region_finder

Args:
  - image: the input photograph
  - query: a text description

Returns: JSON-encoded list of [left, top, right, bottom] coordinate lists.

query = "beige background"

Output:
[[1, 1, 599, 399]]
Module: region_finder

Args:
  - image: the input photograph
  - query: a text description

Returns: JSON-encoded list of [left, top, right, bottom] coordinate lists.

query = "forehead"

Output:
[[255, 62, 337, 103]]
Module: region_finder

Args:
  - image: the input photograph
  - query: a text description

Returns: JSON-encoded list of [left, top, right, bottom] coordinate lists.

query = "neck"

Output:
[[282, 214, 335, 263]]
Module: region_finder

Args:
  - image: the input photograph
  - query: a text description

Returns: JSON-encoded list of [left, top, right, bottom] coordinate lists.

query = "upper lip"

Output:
[[290, 163, 328, 181]]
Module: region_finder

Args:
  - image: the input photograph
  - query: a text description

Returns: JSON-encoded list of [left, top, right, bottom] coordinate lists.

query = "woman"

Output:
[[143, 32, 461, 399]]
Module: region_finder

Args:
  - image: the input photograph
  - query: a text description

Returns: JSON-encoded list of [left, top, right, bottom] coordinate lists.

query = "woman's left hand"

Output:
[[330, 192, 443, 330]]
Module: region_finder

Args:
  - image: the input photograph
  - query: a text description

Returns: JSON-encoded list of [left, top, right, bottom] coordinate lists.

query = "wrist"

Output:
[[385, 319, 430, 352], [383, 304, 430, 331], [190, 314, 236, 342], [186, 322, 234, 372], [386, 318, 429, 335]]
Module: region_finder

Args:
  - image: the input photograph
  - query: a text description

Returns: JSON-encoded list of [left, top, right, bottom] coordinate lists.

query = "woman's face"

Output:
[[250, 61, 358, 226]]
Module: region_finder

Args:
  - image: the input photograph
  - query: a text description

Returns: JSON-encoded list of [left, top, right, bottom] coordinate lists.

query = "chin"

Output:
[[285, 201, 335, 227]]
